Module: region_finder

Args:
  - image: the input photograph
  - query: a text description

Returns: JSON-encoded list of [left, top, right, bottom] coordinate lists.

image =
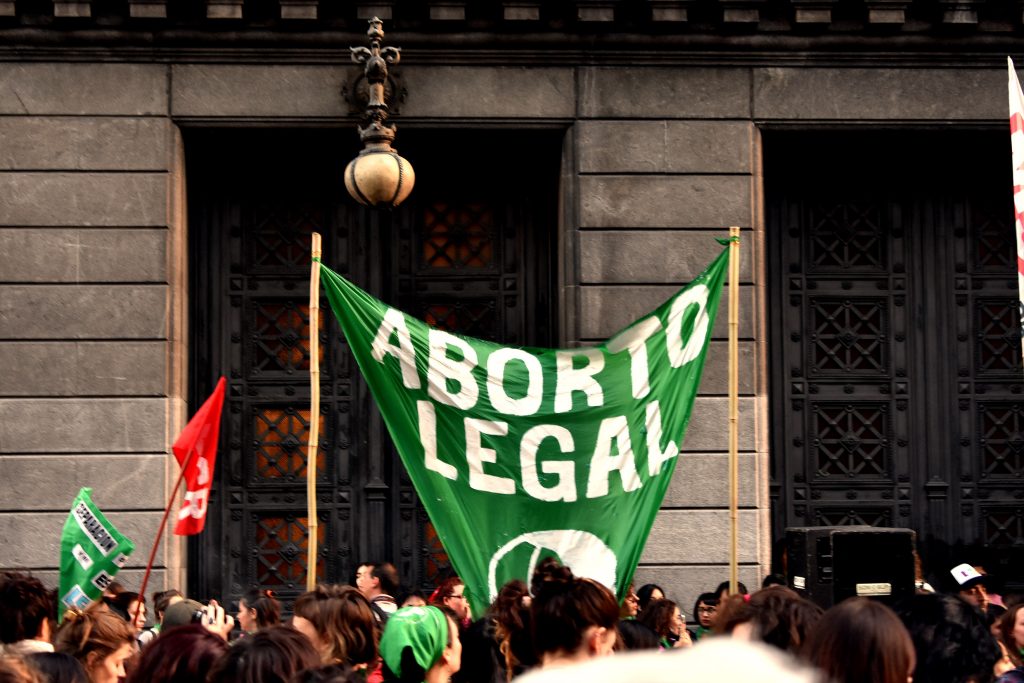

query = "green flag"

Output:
[[320, 244, 729, 617], [59, 488, 135, 614]]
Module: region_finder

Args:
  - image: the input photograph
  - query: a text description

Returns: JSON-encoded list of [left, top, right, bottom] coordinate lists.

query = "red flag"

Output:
[[1008, 57, 1024, 367], [173, 377, 226, 535]]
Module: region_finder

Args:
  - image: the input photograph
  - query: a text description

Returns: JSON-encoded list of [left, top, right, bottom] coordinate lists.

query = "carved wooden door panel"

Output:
[[188, 129, 558, 606], [768, 132, 1024, 587]]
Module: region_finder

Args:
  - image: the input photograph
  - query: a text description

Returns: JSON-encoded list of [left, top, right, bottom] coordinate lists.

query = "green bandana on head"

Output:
[[380, 606, 450, 678]]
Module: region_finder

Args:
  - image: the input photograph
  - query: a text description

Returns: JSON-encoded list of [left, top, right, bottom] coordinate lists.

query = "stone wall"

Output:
[[0, 57, 1009, 614], [0, 63, 184, 592]]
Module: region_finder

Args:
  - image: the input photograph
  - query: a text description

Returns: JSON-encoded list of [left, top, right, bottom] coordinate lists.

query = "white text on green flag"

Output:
[[59, 488, 135, 614], [320, 244, 730, 617]]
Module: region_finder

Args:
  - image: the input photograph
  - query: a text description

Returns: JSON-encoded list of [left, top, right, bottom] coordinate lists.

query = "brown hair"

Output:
[[207, 625, 320, 683], [803, 597, 915, 683], [126, 624, 228, 683], [292, 585, 377, 666], [54, 605, 134, 671], [0, 656, 43, 683], [530, 559, 619, 658], [241, 588, 281, 629], [638, 599, 680, 640], [487, 580, 536, 680], [997, 603, 1024, 667], [714, 586, 823, 653]]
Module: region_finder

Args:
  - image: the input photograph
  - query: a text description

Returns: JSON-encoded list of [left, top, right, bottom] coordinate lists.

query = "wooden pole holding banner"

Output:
[[728, 226, 741, 595], [134, 445, 195, 626], [307, 232, 322, 591]]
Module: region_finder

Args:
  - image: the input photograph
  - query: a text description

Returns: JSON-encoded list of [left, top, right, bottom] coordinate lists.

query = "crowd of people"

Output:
[[0, 558, 1021, 683]]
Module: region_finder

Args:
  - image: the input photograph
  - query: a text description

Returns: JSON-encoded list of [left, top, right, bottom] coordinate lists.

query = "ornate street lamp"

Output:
[[344, 17, 415, 208]]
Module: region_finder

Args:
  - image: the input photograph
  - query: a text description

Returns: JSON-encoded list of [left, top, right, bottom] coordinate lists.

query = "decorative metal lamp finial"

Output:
[[344, 17, 415, 208]]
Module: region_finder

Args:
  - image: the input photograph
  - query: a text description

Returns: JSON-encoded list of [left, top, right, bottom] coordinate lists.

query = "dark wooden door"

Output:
[[767, 131, 1024, 590], [187, 128, 559, 607]]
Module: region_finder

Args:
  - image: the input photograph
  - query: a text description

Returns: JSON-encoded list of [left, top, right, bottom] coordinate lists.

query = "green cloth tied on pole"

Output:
[[320, 244, 729, 617], [380, 606, 450, 677], [58, 487, 135, 616]]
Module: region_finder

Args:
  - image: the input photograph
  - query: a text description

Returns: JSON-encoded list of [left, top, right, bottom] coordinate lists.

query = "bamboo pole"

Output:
[[307, 232, 322, 591], [728, 226, 741, 595]]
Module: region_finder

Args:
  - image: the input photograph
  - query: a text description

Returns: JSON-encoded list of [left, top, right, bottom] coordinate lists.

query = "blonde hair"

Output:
[[54, 604, 133, 669]]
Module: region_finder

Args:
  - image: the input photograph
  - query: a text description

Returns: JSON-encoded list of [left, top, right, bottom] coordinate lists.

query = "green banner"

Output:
[[58, 488, 135, 614], [321, 244, 729, 617]]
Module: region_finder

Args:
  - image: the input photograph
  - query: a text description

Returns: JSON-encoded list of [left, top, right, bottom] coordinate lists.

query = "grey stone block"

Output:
[[578, 285, 755, 340], [682, 397, 755, 451], [0, 510, 163, 568], [695, 341, 755, 394], [753, 67, 1004, 120], [172, 65, 348, 118], [632, 565, 763, 619], [0, 64, 167, 115], [642, 509, 761, 564], [580, 67, 750, 119], [0, 342, 166, 396], [663, 452, 759, 508], [579, 230, 751, 283], [0, 118, 169, 171], [0, 454, 165, 510], [401, 66, 574, 119], [0, 173, 167, 227], [0, 398, 167, 453], [0, 285, 167, 339], [0, 229, 167, 282], [579, 176, 751, 229], [578, 121, 754, 174], [27, 569, 168, 593], [0, 397, 165, 450]]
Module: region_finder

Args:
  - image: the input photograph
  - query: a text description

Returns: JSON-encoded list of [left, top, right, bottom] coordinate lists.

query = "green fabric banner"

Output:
[[321, 245, 729, 617], [58, 488, 135, 615]]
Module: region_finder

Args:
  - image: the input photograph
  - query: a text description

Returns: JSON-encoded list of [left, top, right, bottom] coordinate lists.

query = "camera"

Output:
[[190, 609, 206, 624]]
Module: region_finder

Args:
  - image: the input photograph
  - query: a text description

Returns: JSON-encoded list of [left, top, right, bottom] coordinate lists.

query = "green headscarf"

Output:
[[379, 606, 450, 679]]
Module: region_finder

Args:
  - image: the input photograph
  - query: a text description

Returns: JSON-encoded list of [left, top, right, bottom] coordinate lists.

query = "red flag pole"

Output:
[[133, 445, 195, 626]]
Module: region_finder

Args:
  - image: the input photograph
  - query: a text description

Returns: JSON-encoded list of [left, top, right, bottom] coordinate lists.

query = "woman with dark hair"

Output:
[[897, 592, 1002, 683], [635, 584, 664, 615], [379, 606, 461, 683], [138, 590, 183, 647], [103, 592, 146, 636], [638, 599, 690, 649], [54, 605, 135, 683], [239, 588, 281, 634], [126, 624, 227, 683], [715, 580, 749, 601], [690, 593, 718, 642], [292, 585, 378, 670], [396, 591, 427, 609], [456, 579, 535, 683], [714, 586, 822, 654], [997, 604, 1024, 668], [802, 597, 915, 683], [207, 626, 321, 683], [530, 559, 619, 668], [26, 653, 87, 683]]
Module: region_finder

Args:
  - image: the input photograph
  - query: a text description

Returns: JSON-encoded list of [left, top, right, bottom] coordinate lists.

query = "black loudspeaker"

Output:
[[785, 526, 916, 608]]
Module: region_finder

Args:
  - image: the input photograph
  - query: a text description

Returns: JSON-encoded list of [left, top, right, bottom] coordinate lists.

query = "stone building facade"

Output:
[[1, 1, 1022, 613]]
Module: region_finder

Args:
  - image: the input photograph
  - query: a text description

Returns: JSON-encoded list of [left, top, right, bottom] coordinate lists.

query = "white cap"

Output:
[[950, 563, 985, 588]]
